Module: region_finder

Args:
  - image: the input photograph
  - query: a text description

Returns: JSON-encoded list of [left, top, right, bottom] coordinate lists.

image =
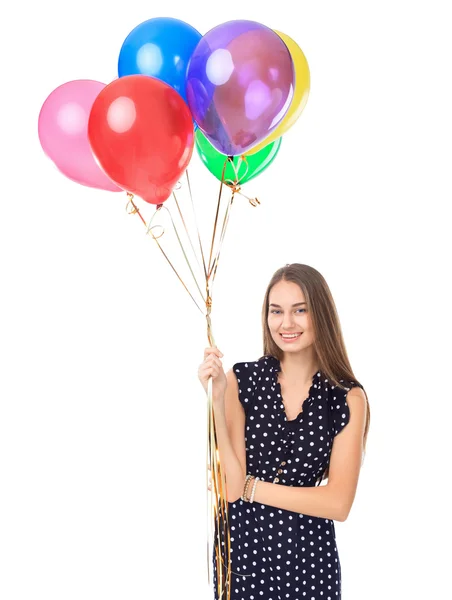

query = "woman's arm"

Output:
[[251, 478, 343, 520], [212, 368, 247, 503], [251, 387, 368, 521]]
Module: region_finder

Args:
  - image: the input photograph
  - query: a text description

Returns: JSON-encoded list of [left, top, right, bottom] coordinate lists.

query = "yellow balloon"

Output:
[[246, 30, 310, 155]]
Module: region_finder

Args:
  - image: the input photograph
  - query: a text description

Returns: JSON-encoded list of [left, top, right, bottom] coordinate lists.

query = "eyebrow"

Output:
[[269, 302, 307, 308]]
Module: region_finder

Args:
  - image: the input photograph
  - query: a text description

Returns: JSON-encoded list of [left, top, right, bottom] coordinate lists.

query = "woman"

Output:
[[198, 263, 370, 600]]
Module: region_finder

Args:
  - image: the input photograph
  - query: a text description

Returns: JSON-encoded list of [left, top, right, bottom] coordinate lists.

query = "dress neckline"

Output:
[[266, 355, 322, 424]]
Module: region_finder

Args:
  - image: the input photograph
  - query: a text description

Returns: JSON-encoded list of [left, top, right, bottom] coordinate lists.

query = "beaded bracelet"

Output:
[[244, 476, 254, 502], [249, 477, 260, 503], [241, 474, 253, 501], [244, 475, 254, 501]]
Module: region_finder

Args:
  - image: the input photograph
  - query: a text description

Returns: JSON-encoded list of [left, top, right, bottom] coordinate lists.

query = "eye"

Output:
[[269, 308, 306, 315]]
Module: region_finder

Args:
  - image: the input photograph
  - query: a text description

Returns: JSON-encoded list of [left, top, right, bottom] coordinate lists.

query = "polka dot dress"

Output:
[[212, 355, 364, 600]]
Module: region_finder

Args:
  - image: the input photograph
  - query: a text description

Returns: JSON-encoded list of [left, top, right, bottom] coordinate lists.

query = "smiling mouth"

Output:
[[280, 333, 302, 339]]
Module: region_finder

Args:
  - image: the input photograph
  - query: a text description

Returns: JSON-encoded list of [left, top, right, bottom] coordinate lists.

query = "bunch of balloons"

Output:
[[38, 17, 310, 204]]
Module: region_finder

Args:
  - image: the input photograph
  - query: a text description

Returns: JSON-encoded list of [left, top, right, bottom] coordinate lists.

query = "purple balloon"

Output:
[[186, 20, 295, 156]]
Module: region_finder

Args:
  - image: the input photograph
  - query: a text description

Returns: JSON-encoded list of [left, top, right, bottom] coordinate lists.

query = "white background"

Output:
[[1, 1, 451, 598]]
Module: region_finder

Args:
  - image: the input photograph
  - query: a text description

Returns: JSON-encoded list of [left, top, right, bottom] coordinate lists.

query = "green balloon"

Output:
[[195, 129, 282, 185]]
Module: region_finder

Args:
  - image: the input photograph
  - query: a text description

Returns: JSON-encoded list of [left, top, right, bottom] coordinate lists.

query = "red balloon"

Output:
[[88, 75, 194, 204]]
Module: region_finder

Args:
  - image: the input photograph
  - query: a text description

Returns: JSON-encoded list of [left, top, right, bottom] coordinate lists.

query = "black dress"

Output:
[[213, 355, 364, 600]]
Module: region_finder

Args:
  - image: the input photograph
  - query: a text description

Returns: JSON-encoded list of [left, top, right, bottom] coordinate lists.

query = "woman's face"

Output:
[[267, 280, 315, 353]]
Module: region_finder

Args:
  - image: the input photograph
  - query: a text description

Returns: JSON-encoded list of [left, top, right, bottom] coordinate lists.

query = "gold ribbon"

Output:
[[125, 159, 260, 598]]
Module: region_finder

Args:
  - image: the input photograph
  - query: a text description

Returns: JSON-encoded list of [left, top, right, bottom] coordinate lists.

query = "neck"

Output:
[[279, 350, 319, 384]]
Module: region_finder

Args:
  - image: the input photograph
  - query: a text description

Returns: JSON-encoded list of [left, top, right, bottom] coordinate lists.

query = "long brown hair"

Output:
[[260, 263, 370, 475]]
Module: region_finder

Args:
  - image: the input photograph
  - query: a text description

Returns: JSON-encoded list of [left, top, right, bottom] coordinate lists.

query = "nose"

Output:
[[282, 312, 296, 329]]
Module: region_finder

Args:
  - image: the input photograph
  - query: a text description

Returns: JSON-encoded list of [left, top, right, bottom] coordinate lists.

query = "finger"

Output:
[[201, 360, 220, 373], [205, 352, 222, 364], [200, 368, 217, 383], [204, 347, 224, 358], [206, 355, 222, 368], [202, 368, 214, 381], [206, 346, 223, 356], [204, 350, 222, 362]]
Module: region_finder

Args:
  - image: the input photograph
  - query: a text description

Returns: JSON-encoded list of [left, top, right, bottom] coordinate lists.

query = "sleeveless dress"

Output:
[[212, 355, 364, 600]]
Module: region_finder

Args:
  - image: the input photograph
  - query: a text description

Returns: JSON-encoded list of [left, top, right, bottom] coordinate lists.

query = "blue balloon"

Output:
[[118, 17, 202, 103]]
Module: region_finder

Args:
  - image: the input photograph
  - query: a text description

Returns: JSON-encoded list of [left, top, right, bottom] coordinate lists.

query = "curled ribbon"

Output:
[[124, 160, 260, 598]]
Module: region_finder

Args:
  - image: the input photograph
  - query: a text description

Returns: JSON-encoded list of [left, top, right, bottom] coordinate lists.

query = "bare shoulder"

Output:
[[225, 368, 240, 402], [226, 367, 239, 387], [346, 386, 367, 402], [345, 386, 367, 427]]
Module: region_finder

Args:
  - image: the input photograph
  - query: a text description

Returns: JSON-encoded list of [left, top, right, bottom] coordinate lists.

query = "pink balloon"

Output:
[[38, 80, 121, 192]]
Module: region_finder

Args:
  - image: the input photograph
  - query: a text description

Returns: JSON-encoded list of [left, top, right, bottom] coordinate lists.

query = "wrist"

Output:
[[212, 394, 225, 410], [241, 474, 260, 503]]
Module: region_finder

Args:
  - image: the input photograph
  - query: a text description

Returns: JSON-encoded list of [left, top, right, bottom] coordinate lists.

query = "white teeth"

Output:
[[281, 333, 301, 338]]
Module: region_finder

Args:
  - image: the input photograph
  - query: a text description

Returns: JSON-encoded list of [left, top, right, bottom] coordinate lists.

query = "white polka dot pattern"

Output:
[[212, 355, 363, 600]]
